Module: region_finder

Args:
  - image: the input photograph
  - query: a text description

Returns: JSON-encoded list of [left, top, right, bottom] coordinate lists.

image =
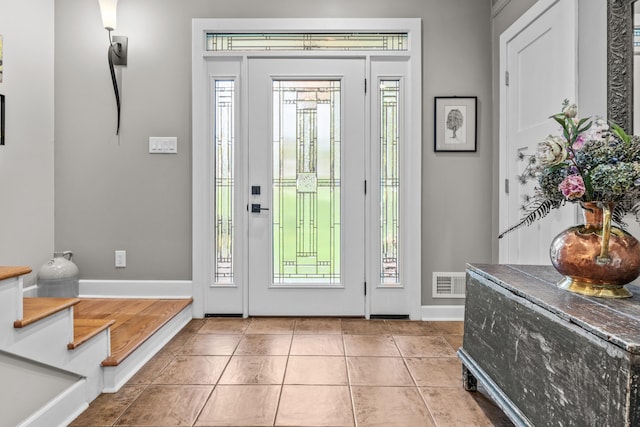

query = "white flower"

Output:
[[537, 135, 567, 167], [582, 116, 609, 141], [562, 103, 578, 118]]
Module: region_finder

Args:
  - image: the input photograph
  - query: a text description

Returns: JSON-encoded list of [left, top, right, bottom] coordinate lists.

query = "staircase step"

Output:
[[14, 297, 81, 328], [102, 299, 192, 366], [0, 266, 32, 281], [73, 298, 192, 367], [68, 318, 115, 350]]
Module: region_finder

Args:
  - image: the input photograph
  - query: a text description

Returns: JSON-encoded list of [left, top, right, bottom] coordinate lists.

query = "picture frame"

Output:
[[0, 94, 4, 146], [434, 96, 477, 152]]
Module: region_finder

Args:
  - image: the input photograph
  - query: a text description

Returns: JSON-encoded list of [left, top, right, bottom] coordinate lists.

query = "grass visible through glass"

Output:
[[273, 80, 341, 284]]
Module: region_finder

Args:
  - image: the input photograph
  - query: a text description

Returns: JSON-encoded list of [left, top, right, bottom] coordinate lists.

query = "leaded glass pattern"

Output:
[[214, 80, 235, 284], [206, 33, 407, 52], [273, 81, 341, 284], [380, 80, 400, 284]]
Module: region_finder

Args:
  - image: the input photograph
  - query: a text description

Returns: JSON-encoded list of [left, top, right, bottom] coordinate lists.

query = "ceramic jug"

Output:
[[38, 251, 79, 297]]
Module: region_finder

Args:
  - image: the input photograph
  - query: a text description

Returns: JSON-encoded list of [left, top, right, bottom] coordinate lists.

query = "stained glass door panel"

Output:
[[248, 58, 365, 316], [272, 81, 341, 285]]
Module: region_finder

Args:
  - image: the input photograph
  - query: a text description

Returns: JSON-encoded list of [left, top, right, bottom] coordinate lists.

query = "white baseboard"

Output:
[[79, 280, 193, 299], [421, 305, 465, 321]]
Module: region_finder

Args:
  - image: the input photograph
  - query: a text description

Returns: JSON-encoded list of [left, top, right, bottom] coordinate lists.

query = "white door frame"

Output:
[[192, 18, 422, 319], [498, 0, 577, 263]]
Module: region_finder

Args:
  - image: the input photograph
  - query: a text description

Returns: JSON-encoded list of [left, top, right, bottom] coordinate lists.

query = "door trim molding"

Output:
[[192, 18, 422, 319]]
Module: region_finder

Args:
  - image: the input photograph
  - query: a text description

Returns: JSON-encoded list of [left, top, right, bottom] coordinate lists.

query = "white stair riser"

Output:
[[0, 276, 24, 348], [8, 309, 74, 364], [103, 304, 192, 392]]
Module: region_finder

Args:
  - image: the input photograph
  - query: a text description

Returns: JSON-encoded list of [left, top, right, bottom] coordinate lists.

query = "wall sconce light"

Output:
[[98, 0, 127, 135]]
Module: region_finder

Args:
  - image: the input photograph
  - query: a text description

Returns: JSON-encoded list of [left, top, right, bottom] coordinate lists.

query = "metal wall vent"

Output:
[[432, 272, 466, 298]]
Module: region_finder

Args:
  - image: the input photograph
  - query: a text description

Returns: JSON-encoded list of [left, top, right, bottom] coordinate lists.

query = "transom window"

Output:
[[206, 33, 408, 52]]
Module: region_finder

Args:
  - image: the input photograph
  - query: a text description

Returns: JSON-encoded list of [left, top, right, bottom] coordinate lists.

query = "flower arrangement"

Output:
[[499, 100, 640, 238]]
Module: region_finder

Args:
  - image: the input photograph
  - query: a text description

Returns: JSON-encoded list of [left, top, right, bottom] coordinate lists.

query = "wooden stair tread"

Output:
[[73, 298, 192, 367], [101, 298, 192, 366], [0, 266, 32, 281], [14, 297, 81, 328], [68, 318, 116, 350]]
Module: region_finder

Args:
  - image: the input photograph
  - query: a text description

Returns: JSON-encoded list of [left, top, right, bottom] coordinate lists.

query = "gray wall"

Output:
[[54, 0, 493, 305], [0, 0, 55, 287]]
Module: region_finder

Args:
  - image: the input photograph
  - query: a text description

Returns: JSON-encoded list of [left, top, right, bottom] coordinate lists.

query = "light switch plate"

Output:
[[149, 137, 177, 154]]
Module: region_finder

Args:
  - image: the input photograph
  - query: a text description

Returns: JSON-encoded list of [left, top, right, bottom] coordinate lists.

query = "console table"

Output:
[[459, 264, 640, 427]]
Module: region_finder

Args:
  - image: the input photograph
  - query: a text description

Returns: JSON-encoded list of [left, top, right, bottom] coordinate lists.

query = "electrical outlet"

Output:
[[115, 250, 126, 268]]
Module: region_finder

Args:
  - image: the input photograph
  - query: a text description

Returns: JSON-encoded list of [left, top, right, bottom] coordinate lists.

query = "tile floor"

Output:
[[70, 318, 513, 427]]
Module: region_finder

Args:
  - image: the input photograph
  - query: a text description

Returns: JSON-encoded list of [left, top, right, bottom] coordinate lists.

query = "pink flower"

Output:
[[573, 135, 585, 150], [558, 174, 585, 200]]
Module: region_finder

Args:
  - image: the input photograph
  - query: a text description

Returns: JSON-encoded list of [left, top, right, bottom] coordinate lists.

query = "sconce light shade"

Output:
[[98, 0, 118, 31]]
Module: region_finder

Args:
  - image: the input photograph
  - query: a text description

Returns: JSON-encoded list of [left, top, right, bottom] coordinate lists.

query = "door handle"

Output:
[[251, 203, 269, 213]]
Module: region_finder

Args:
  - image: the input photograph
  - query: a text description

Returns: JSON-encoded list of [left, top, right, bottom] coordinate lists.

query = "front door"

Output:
[[247, 58, 365, 316]]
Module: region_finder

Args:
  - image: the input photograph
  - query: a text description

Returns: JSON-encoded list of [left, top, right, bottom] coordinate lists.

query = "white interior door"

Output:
[[247, 58, 365, 316], [500, 0, 578, 264]]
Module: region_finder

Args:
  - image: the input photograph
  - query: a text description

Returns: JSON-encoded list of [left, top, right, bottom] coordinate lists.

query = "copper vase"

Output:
[[550, 202, 640, 298]]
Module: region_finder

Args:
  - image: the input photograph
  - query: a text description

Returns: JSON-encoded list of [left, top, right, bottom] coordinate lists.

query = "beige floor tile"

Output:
[[295, 317, 342, 334], [275, 385, 354, 426], [198, 317, 251, 334], [219, 355, 288, 384], [432, 321, 465, 335], [181, 318, 206, 334], [77, 317, 512, 427], [70, 385, 145, 426], [290, 334, 345, 356], [341, 319, 389, 335], [115, 385, 212, 426], [343, 334, 400, 357], [126, 353, 174, 385], [405, 357, 462, 387], [246, 317, 296, 334], [347, 357, 414, 386], [385, 320, 441, 335], [195, 385, 280, 426], [445, 334, 464, 351], [352, 386, 435, 427], [180, 334, 241, 355], [284, 356, 348, 385], [235, 334, 292, 355], [153, 355, 229, 385], [394, 335, 457, 357], [157, 329, 193, 356], [420, 386, 514, 427]]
